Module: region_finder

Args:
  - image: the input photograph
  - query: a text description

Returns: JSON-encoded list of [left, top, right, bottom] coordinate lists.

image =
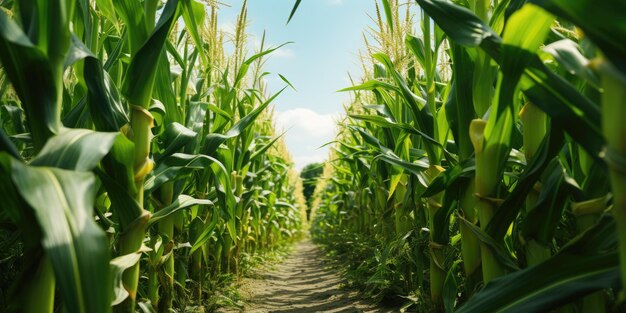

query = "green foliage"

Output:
[[0, 1, 306, 312], [310, 0, 625, 312], [300, 162, 324, 214]]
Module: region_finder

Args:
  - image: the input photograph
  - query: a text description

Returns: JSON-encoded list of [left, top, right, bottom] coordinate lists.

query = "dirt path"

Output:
[[218, 240, 395, 313]]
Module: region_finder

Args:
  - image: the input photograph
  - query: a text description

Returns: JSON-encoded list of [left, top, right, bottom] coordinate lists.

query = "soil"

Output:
[[217, 239, 397, 313]]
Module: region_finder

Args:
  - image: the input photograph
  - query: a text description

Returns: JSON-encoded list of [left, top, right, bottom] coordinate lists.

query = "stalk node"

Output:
[[131, 105, 156, 127], [602, 146, 626, 175], [121, 123, 133, 138], [571, 195, 610, 216], [474, 193, 504, 206], [427, 198, 442, 209], [429, 241, 445, 250], [121, 210, 152, 236], [532, 181, 542, 193], [134, 158, 155, 182]]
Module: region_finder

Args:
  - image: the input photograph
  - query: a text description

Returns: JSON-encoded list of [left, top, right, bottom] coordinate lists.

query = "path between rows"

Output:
[[218, 240, 396, 313]]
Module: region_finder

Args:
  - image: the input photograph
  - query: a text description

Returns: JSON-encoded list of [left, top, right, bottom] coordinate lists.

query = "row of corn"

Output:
[[0, 1, 306, 312], [311, 0, 626, 312]]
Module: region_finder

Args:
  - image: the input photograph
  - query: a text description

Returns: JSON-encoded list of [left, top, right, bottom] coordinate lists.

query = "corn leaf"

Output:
[[4, 158, 111, 313], [415, 0, 604, 159], [457, 215, 620, 313], [122, 0, 180, 106], [149, 195, 213, 225], [530, 0, 626, 75]]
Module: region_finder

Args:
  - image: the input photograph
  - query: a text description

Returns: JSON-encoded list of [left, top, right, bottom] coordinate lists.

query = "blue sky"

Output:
[[219, 0, 376, 170]]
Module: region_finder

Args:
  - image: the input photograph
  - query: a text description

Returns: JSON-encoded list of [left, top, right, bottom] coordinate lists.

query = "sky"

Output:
[[218, 0, 376, 171]]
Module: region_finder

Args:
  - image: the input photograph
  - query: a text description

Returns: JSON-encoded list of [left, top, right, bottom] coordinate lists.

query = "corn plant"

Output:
[[0, 1, 306, 312], [309, 0, 626, 312]]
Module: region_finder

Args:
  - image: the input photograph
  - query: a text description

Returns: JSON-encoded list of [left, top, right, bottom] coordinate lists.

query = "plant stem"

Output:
[[158, 182, 175, 312], [470, 119, 506, 282], [427, 165, 445, 308], [573, 197, 607, 312], [598, 60, 626, 300], [21, 257, 55, 313], [459, 179, 482, 290], [118, 106, 155, 312], [118, 211, 151, 312], [520, 102, 550, 266]]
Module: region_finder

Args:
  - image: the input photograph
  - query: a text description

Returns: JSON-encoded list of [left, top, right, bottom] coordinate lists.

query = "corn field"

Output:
[[310, 0, 626, 312], [1, 0, 625, 312], [0, 0, 307, 312]]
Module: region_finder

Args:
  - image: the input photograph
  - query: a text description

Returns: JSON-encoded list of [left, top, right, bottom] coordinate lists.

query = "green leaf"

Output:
[[486, 121, 565, 239], [542, 39, 600, 86], [235, 44, 293, 85], [0, 10, 61, 150], [278, 74, 297, 91], [149, 195, 213, 226], [7, 158, 111, 313], [144, 153, 214, 193], [110, 253, 142, 306], [122, 0, 180, 107], [406, 35, 427, 68], [189, 212, 220, 254], [66, 35, 128, 132], [97, 135, 142, 229], [153, 54, 180, 126], [287, 0, 302, 24], [250, 131, 287, 161], [96, 0, 118, 24], [156, 122, 197, 161], [459, 216, 520, 272], [446, 43, 476, 160], [374, 153, 429, 176], [0, 128, 20, 160], [202, 88, 284, 156], [530, 0, 626, 75], [372, 52, 440, 163], [31, 128, 118, 171], [444, 260, 462, 313], [349, 114, 456, 162], [339, 79, 400, 93], [423, 159, 475, 197], [381, 0, 394, 33], [483, 4, 554, 180], [181, 0, 207, 64], [114, 0, 149, 54], [414, 0, 499, 47], [457, 215, 619, 313], [522, 160, 579, 246], [416, 0, 604, 159]]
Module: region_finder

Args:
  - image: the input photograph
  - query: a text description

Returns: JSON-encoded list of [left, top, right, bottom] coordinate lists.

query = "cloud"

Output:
[[293, 154, 327, 171], [272, 47, 296, 59], [250, 37, 296, 59], [274, 108, 338, 171], [275, 108, 336, 139], [328, 0, 344, 5], [218, 20, 236, 35]]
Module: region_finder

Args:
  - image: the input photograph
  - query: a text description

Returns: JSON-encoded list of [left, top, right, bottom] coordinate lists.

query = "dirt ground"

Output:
[[217, 240, 397, 313]]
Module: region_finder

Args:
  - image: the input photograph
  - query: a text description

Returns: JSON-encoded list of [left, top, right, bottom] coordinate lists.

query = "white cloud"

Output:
[[293, 154, 327, 171], [274, 108, 338, 171], [272, 47, 296, 59], [275, 108, 336, 139], [249, 37, 295, 60], [218, 21, 236, 35], [328, 0, 344, 5]]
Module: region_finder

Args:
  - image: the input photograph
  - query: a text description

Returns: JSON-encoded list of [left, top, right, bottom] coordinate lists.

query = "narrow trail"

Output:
[[219, 240, 395, 313]]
